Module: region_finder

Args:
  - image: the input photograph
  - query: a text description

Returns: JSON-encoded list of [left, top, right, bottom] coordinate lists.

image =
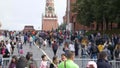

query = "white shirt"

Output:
[[6, 43, 11, 53], [44, 40, 47, 45], [40, 61, 48, 68], [29, 37, 33, 42], [69, 43, 75, 52]]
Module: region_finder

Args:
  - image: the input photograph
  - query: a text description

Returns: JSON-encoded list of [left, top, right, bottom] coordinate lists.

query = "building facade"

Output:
[[23, 26, 35, 32], [42, 0, 58, 31]]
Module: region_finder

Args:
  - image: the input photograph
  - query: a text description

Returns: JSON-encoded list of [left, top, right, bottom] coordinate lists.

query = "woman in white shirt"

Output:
[[69, 42, 75, 52]]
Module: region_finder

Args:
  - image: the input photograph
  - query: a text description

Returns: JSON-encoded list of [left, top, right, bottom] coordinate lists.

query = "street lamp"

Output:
[[67, 0, 70, 24], [66, 0, 70, 31]]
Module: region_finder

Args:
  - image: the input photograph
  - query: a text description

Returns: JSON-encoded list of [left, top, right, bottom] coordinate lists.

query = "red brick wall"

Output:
[[42, 19, 58, 31]]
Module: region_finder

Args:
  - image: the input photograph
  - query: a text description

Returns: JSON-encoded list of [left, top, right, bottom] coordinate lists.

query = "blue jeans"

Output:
[[81, 55, 88, 68], [91, 53, 97, 59]]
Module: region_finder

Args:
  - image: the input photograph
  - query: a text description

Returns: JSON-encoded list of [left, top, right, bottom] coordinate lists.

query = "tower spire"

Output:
[[42, 0, 58, 31], [45, 0, 56, 17]]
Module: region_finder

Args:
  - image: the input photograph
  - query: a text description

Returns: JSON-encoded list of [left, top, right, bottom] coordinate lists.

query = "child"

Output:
[[40, 55, 48, 68]]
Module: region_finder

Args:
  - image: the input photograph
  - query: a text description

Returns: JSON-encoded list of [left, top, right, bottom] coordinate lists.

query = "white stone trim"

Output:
[[43, 17, 57, 20]]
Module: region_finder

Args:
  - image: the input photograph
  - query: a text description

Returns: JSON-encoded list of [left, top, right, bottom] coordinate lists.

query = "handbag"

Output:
[[63, 48, 65, 52], [19, 49, 23, 54]]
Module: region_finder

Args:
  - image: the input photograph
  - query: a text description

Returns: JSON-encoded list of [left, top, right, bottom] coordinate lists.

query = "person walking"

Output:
[[10, 40, 15, 54], [24, 34, 28, 45], [74, 39, 80, 56], [63, 42, 69, 55], [29, 36, 33, 48], [17, 40, 23, 55], [114, 44, 120, 67], [5, 41, 12, 55], [1, 45, 10, 58], [43, 39, 48, 49], [69, 42, 75, 52], [114, 44, 120, 60], [52, 41, 58, 56], [90, 43, 98, 59]]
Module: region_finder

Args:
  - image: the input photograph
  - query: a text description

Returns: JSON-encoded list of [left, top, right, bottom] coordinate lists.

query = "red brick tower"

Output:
[[42, 0, 58, 31]]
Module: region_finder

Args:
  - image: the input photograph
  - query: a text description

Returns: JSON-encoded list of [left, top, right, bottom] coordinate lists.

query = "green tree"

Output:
[[74, 0, 94, 26], [58, 23, 67, 30], [74, 0, 120, 30]]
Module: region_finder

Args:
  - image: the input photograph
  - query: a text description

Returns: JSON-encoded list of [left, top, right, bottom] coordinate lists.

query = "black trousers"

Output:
[[53, 49, 57, 56], [75, 49, 79, 56]]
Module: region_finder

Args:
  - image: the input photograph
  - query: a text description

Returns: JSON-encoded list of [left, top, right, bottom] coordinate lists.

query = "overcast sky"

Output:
[[0, 0, 66, 30]]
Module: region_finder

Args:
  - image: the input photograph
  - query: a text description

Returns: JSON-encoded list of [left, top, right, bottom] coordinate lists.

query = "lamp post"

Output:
[[67, 0, 70, 24], [66, 0, 70, 31]]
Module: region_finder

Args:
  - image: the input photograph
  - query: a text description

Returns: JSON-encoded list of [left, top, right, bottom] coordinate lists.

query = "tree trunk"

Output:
[[110, 22, 112, 30], [105, 18, 109, 30], [96, 23, 99, 31], [101, 22, 103, 31], [106, 22, 108, 30], [118, 23, 120, 29]]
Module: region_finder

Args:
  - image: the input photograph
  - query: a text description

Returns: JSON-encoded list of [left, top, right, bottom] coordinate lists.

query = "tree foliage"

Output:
[[58, 23, 67, 30], [73, 0, 120, 30]]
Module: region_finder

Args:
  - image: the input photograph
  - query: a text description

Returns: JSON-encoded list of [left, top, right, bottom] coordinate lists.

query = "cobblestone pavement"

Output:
[[13, 42, 81, 60], [12, 42, 81, 67]]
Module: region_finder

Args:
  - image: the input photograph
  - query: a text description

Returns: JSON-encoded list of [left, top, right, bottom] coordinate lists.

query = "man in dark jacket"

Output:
[[97, 51, 112, 68]]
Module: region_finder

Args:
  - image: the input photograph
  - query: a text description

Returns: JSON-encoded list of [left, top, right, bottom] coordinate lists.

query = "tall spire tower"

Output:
[[42, 0, 58, 31]]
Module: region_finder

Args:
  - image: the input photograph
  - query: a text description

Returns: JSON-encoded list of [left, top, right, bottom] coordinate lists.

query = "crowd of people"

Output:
[[8, 51, 112, 68], [0, 30, 119, 68]]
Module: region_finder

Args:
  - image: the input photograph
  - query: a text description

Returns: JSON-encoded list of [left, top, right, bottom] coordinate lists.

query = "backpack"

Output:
[[81, 48, 88, 55], [91, 45, 98, 53]]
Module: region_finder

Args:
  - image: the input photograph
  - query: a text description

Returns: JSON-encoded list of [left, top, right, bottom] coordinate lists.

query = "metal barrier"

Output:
[[2, 58, 120, 68], [34, 58, 120, 68], [74, 59, 120, 68], [36, 59, 120, 68], [74, 58, 97, 68], [110, 61, 120, 68], [2, 58, 11, 68]]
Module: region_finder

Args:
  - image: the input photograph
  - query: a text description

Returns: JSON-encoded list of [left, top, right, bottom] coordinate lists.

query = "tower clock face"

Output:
[[48, 7, 52, 11]]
